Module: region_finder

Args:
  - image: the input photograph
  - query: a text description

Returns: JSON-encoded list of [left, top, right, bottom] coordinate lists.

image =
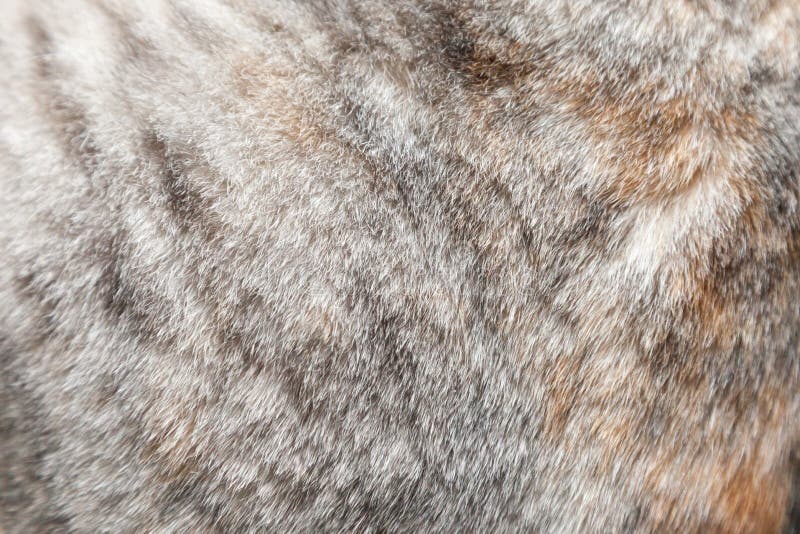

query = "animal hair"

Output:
[[1, 0, 799, 531]]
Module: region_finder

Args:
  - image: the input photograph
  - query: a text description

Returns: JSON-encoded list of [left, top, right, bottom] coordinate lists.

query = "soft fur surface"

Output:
[[1, 0, 799, 531]]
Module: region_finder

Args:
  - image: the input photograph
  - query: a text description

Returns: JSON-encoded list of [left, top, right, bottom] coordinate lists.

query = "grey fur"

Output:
[[1, 0, 800, 531]]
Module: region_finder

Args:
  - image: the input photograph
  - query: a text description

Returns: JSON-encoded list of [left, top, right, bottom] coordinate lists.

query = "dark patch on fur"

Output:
[[335, 92, 426, 234], [52, 99, 101, 176], [0, 339, 72, 531], [12, 273, 59, 342], [25, 15, 53, 81], [26, 16, 100, 176], [334, 74, 617, 349], [344, 271, 421, 386], [785, 448, 800, 533], [96, 233, 160, 344], [456, 38, 534, 93], [90, 0, 159, 64], [168, 0, 229, 55], [429, 5, 537, 93], [142, 132, 217, 236]]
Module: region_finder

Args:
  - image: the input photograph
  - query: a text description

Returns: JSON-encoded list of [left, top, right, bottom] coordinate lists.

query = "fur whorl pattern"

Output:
[[1, 0, 800, 531]]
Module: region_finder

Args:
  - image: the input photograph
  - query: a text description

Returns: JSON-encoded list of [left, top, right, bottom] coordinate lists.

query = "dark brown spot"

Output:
[[785, 448, 800, 533], [432, 7, 535, 93]]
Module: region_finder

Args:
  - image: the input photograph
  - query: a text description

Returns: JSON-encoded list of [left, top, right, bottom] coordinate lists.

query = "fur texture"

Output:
[[1, 0, 800, 531]]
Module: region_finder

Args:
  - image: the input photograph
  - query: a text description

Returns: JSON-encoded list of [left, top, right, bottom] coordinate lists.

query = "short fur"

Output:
[[1, 0, 800, 531]]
